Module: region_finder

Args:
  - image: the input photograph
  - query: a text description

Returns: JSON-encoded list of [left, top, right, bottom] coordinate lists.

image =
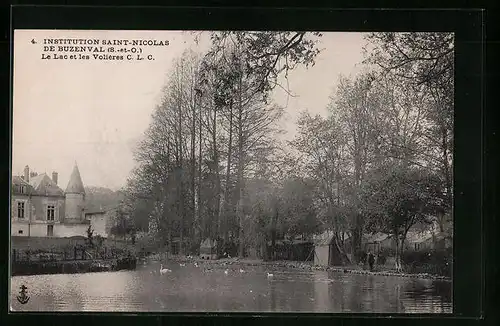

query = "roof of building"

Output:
[[406, 230, 433, 244], [11, 176, 35, 195], [313, 231, 352, 246], [410, 231, 451, 244], [65, 163, 85, 194], [28, 173, 64, 197], [200, 238, 217, 248], [313, 231, 335, 246], [12, 175, 31, 186], [366, 232, 390, 243]]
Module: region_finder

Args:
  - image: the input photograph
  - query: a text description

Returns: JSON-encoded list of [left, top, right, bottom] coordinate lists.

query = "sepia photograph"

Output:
[[10, 29, 453, 313]]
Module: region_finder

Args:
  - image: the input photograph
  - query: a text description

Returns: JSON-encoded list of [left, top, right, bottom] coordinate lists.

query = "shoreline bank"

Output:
[[11, 257, 137, 276], [152, 255, 451, 282]]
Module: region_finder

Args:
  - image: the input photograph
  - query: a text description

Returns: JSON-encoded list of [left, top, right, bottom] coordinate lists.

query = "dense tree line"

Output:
[[84, 186, 124, 212], [121, 31, 453, 264]]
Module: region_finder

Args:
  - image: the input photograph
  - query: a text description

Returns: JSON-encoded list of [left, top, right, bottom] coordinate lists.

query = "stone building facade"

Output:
[[11, 163, 110, 238]]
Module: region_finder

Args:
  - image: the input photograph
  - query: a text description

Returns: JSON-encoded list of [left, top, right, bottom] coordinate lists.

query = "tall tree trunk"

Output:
[[191, 89, 197, 248], [352, 146, 363, 262], [213, 107, 222, 237], [394, 227, 409, 273], [198, 93, 203, 241], [223, 99, 234, 242], [237, 72, 245, 258], [394, 232, 400, 271], [271, 210, 277, 261], [442, 127, 452, 213], [177, 82, 184, 256]]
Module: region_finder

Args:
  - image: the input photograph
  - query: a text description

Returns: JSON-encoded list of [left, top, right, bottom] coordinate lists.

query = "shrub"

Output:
[[376, 252, 387, 265], [379, 247, 395, 257], [401, 248, 452, 277], [94, 235, 105, 247], [188, 242, 200, 256], [354, 250, 367, 264]]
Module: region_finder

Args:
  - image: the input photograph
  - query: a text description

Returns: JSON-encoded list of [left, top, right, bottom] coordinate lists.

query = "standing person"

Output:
[[368, 250, 375, 272]]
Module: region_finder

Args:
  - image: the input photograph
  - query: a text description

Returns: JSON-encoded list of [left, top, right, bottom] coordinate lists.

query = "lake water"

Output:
[[10, 261, 452, 313]]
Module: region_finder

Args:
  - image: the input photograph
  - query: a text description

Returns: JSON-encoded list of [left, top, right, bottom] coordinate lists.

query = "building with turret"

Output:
[[64, 164, 86, 222], [10, 163, 111, 238]]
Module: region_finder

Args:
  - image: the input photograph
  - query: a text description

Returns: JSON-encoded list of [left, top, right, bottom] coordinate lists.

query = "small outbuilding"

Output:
[[409, 231, 452, 251], [266, 239, 314, 261], [364, 232, 392, 253], [313, 231, 344, 266], [199, 238, 218, 260]]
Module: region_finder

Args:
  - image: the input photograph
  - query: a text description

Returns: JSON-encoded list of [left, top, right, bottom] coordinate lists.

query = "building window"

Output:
[[47, 225, 54, 237], [47, 205, 55, 221], [18, 230, 23, 234], [17, 202, 25, 218]]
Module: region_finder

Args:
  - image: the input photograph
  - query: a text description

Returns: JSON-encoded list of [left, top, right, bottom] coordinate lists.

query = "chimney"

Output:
[[52, 171, 58, 185], [24, 165, 29, 183]]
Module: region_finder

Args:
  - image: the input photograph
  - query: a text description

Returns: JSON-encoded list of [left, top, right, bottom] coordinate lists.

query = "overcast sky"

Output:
[[12, 30, 366, 190]]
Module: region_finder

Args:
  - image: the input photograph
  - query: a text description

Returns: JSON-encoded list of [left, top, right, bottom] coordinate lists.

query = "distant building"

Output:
[[11, 163, 111, 238], [200, 238, 218, 260]]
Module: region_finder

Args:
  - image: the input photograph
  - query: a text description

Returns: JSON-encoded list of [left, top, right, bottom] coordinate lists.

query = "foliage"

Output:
[[363, 32, 453, 98], [376, 252, 387, 265], [94, 235, 104, 248], [359, 162, 447, 266], [363, 32, 454, 228], [207, 31, 322, 102], [120, 31, 453, 267], [378, 246, 396, 258], [280, 177, 321, 238], [355, 249, 367, 265], [86, 225, 94, 247], [402, 248, 452, 277], [124, 31, 322, 256], [109, 205, 135, 239], [360, 162, 446, 236], [84, 186, 125, 212]]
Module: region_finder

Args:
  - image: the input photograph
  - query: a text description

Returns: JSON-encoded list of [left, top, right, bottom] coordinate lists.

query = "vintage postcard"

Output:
[[10, 29, 453, 313]]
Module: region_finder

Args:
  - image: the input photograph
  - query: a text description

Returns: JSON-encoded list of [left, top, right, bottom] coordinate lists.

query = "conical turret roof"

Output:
[[65, 163, 85, 194]]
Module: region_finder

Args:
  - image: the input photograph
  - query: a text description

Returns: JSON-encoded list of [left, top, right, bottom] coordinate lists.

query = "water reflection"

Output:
[[11, 262, 452, 313]]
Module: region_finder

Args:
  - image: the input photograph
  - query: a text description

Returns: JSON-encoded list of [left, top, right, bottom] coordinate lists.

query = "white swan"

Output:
[[224, 269, 229, 275], [267, 272, 274, 278], [239, 269, 245, 273], [160, 264, 171, 275]]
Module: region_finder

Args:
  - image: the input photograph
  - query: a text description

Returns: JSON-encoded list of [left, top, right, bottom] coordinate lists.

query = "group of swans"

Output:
[[222, 268, 248, 275], [157, 262, 274, 278]]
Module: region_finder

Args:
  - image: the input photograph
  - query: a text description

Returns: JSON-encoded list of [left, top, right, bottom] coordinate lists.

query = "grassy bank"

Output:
[[12, 256, 137, 276], [149, 255, 451, 282]]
